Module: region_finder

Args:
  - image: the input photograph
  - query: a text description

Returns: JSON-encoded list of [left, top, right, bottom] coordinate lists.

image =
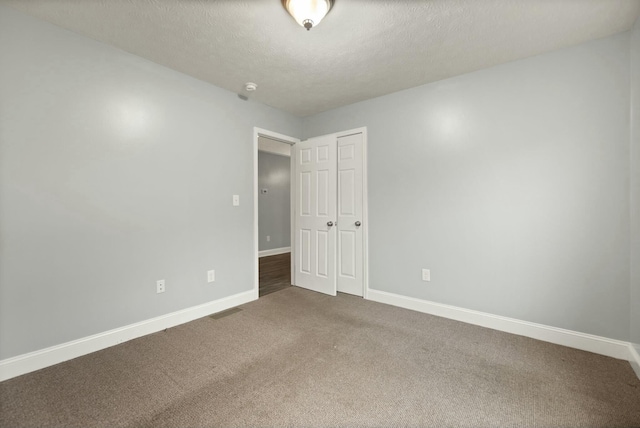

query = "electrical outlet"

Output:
[[207, 270, 215, 283], [266, 235, 271, 242], [421, 269, 430, 282], [157, 279, 166, 293]]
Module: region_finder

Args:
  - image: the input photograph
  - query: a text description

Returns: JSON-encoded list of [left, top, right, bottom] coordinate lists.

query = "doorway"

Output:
[[253, 129, 299, 298], [253, 127, 368, 300]]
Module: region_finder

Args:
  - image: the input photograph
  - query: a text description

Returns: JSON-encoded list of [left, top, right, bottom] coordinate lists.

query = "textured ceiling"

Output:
[[3, 0, 640, 116]]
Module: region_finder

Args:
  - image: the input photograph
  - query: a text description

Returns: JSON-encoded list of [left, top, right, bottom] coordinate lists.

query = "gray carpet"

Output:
[[1, 287, 639, 427]]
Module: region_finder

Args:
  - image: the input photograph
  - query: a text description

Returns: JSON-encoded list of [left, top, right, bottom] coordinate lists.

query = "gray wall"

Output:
[[0, 6, 300, 360], [258, 151, 291, 251], [304, 33, 631, 341], [1, 3, 637, 363], [631, 17, 640, 355]]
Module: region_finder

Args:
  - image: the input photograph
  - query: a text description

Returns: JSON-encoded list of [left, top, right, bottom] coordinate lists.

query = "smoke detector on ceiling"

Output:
[[245, 82, 258, 91]]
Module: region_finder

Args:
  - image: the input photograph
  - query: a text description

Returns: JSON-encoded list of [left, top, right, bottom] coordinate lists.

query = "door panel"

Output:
[[300, 229, 311, 274], [337, 133, 364, 296], [339, 230, 356, 278], [317, 170, 329, 216], [294, 135, 337, 296], [339, 169, 355, 215], [300, 172, 311, 215], [317, 230, 328, 277]]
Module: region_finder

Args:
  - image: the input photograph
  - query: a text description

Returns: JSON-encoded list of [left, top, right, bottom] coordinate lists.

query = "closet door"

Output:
[[293, 135, 337, 296], [337, 133, 364, 296]]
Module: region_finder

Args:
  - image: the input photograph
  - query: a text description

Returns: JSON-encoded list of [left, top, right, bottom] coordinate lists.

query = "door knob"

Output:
[[327, 221, 334, 227], [355, 221, 362, 227]]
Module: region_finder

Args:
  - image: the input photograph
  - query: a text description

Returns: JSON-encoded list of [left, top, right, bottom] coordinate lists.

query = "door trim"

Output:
[[253, 128, 299, 299]]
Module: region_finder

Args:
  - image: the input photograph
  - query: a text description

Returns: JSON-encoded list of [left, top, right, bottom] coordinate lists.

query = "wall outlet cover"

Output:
[[157, 279, 166, 293]]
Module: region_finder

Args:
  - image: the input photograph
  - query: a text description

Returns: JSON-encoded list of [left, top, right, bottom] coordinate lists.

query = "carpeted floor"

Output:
[[1, 287, 639, 427]]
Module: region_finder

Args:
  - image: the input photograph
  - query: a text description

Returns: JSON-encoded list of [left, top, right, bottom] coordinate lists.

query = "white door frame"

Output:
[[253, 126, 368, 300], [253, 128, 299, 299]]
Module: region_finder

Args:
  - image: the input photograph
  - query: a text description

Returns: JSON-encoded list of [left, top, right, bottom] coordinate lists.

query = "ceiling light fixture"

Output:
[[282, 0, 334, 31]]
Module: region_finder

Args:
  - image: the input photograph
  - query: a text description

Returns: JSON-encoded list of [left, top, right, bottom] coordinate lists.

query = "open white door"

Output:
[[294, 135, 337, 296]]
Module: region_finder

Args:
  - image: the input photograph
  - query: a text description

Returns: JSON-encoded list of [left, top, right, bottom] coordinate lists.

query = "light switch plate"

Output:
[[233, 195, 240, 206]]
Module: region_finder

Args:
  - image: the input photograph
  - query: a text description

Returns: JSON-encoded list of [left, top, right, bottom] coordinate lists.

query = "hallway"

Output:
[[258, 253, 291, 297]]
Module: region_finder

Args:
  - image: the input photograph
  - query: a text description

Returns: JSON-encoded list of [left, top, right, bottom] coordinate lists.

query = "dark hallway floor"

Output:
[[258, 252, 291, 297]]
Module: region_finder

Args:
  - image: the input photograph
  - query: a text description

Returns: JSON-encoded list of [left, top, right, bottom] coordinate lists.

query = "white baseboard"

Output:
[[3, 287, 636, 382], [366, 289, 631, 362], [630, 343, 640, 379], [259, 247, 291, 258], [0, 290, 256, 382]]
